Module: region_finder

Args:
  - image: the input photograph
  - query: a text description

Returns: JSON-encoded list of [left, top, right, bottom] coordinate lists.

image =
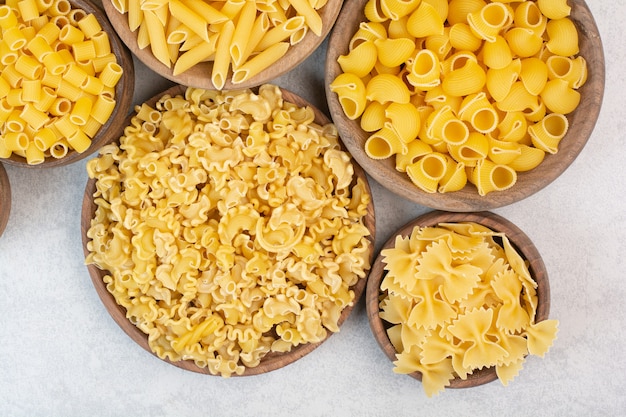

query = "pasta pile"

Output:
[[112, 0, 328, 88], [0, 0, 124, 165], [330, 0, 587, 195], [379, 222, 558, 396], [85, 85, 372, 376]]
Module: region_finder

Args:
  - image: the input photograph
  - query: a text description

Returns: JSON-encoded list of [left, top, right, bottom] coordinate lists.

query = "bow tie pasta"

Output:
[[85, 85, 372, 376], [330, 0, 587, 195], [379, 222, 558, 397]]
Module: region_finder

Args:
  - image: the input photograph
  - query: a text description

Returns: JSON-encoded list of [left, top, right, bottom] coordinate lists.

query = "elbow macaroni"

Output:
[[85, 85, 372, 377], [0, 1, 123, 164], [332, 0, 588, 195]]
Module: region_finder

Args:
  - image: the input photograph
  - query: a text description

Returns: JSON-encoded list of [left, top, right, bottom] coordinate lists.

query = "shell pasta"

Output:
[[85, 85, 372, 376], [331, 0, 588, 195], [0, 1, 123, 164]]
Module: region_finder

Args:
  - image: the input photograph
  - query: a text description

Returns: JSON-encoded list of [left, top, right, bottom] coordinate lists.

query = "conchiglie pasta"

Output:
[[406, 152, 448, 193], [441, 59, 486, 97], [486, 58, 521, 102], [447, 131, 489, 167], [449, 22, 483, 52], [528, 112, 569, 154], [545, 17, 579, 56], [395, 139, 432, 171], [469, 158, 517, 196], [329, 73, 367, 120], [337, 41, 378, 78], [375, 37, 415, 67], [438, 155, 468, 192], [458, 92, 499, 134], [467, 2, 511, 42], [366, 73, 411, 104], [537, 0, 571, 20], [360, 101, 388, 132], [520, 57, 548, 96], [513, 1, 547, 36], [406, 1, 444, 38], [540, 79, 580, 114], [380, 0, 422, 20], [546, 55, 588, 89], [406, 49, 441, 89], [385, 102, 421, 143], [482, 35, 513, 69], [507, 144, 546, 171], [504, 27, 543, 58], [365, 126, 407, 159]]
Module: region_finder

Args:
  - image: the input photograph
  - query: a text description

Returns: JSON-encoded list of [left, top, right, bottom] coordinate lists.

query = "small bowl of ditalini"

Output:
[[81, 84, 376, 376], [365, 210, 557, 397], [0, 162, 10, 236], [325, 0, 604, 211], [102, 0, 343, 90], [0, 0, 135, 167]]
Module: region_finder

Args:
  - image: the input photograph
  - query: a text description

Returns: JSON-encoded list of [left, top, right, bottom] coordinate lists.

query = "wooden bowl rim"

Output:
[[102, 0, 344, 90], [1, 0, 135, 168], [365, 210, 550, 389], [325, 0, 605, 212], [81, 83, 376, 376], [0, 162, 10, 237]]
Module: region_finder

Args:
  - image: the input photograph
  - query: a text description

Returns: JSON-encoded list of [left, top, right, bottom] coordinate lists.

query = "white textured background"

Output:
[[1, 1, 624, 416]]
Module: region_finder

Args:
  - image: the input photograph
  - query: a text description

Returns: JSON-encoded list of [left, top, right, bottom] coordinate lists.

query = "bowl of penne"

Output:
[[366, 210, 557, 397], [0, 0, 135, 168], [325, 0, 604, 211], [81, 83, 376, 376], [0, 162, 10, 237], [102, 0, 344, 90]]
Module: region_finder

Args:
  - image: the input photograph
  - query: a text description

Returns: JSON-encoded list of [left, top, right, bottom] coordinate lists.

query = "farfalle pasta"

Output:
[[0, 1, 123, 164], [379, 222, 558, 397], [85, 85, 372, 376], [331, 0, 588, 195]]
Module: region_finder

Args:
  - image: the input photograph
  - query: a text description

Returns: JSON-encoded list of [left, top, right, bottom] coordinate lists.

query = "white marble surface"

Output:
[[1, 1, 625, 415]]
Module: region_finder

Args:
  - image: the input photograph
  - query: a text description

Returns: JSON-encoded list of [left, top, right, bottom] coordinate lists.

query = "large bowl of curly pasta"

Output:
[[325, 0, 604, 211], [81, 84, 375, 376]]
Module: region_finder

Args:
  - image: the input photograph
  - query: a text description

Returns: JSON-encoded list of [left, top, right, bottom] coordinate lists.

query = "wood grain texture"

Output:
[[81, 84, 376, 376], [365, 210, 550, 389], [2, 0, 135, 168], [0, 163, 10, 237], [102, 0, 344, 90], [325, 0, 605, 211]]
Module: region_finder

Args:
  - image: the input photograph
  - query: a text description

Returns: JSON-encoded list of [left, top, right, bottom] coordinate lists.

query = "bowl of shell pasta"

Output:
[[81, 83, 376, 376], [366, 210, 557, 396], [0, 0, 135, 167], [325, 0, 604, 211], [102, 0, 343, 90]]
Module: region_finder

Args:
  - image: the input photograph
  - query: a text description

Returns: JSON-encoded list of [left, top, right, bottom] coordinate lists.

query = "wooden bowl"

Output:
[[0, 163, 10, 237], [365, 210, 550, 389], [1, 0, 135, 168], [81, 84, 376, 375], [325, 0, 604, 211], [102, 0, 343, 90]]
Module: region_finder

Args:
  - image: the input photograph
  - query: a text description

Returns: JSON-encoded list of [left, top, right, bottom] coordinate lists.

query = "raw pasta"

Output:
[[113, 0, 330, 86], [0, 1, 123, 164], [331, 0, 587, 195], [85, 85, 372, 377], [379, 222, 558, 397]]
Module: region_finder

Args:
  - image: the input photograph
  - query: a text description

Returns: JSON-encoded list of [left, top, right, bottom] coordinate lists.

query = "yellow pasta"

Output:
[[331, 0, 587, 195], [0, 2, 124, 164], [528, 112, 569, 154], [85, 85, 372, 376], [406, 152, 448, 193], [232, 41, 290, 85]]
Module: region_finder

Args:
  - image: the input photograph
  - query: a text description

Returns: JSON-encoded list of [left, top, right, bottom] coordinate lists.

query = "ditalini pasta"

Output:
[[332, 0, 588, 195], [0, 1, 123, 164], [379, 222, 558, 396], [112, 0, 330, 87], [85, 85, 372, 376]]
